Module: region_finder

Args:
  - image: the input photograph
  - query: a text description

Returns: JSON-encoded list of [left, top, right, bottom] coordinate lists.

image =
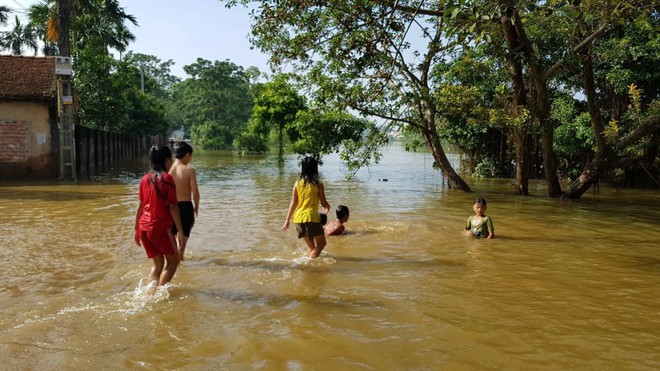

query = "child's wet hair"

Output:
[[336, 205, 349, 219], [148, 145, 172, 172], [147, 145, 173, 199], [299, 156, 320, 185], [173, 141, 193, 159], [474, 197, 487, 206]]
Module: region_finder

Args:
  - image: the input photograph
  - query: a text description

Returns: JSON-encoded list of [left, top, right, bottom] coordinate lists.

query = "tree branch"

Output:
[[617, 115, 660, 149], [393, 4, 445, 17], [354, 106, 416, 127], [544, 22, 609, 81]]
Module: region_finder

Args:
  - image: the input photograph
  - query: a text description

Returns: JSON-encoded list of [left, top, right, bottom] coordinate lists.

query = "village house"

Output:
[[0, 55, 59, 178]]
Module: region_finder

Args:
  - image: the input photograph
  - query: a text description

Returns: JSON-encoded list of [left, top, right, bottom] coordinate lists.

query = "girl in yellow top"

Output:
[[282, 156, 331, 258]]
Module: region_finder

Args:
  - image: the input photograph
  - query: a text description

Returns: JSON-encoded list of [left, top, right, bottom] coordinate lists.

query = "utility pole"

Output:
[[56, 56, 76, 181], [56, 0, 76, 181]]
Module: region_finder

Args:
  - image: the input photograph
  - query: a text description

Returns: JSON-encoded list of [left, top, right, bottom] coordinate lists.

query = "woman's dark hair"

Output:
[[299, 156, 320, 186], [173, 141, 193, 159], [148, 145, 173, 199], [336, 205, 349, 219], [474, 197, 487, 206]]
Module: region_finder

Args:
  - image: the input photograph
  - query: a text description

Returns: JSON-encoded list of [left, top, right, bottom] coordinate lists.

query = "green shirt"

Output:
[[466, 215, 494, 238]]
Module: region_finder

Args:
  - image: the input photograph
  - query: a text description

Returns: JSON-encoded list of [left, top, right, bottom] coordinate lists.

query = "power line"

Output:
[[10, 0, 27, 11]]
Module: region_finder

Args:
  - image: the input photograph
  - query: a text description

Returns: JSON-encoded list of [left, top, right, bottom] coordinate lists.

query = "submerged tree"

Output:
[[227, 0, 659, 197], [289, 110, 387, 179], [224, 0, 472, 190], [175, 58, 253, 149], [237, 74, 307, 160]]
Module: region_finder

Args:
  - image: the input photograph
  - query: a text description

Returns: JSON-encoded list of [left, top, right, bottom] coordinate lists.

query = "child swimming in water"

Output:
[[464, 197, 495, 239], [324, 205, 349, 236]]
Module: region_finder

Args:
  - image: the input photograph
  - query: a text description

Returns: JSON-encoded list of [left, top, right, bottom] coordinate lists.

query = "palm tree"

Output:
[[28, 1, 58, 55], [45, 0, 137, 56], [0, 5, 11, 26], [0, 16, 39, 55]]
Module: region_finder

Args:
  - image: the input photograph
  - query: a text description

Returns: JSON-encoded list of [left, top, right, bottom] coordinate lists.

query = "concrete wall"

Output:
[[1, 100, 169, 179], [0, 101, 58, 178], [75, 127, 160, 178]]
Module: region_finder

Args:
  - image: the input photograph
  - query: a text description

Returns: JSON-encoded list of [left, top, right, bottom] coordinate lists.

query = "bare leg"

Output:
[[178, 236, 189, 262], [309, 234, 327, 259], [149, 255, 165, 282], [158, 253, 180, 285], [302, 236, 316, 257]]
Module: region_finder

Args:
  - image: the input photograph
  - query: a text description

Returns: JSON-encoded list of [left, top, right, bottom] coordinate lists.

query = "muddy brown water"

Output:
[[1, 144, 659, 370]]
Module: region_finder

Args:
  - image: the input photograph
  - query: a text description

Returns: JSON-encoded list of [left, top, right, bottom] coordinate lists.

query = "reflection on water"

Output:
[[1, 143, 659, 369]]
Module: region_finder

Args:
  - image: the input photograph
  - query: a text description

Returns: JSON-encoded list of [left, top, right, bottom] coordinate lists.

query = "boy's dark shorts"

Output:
[[295, 222, 324, 239], [172, 201, 195, 237]]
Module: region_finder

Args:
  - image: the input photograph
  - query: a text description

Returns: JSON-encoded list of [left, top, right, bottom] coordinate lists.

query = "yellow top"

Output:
[[293, 180, 321, 224]]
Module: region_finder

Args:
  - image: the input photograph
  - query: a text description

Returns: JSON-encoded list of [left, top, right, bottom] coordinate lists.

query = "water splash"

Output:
[[108, 278, 172, 317]]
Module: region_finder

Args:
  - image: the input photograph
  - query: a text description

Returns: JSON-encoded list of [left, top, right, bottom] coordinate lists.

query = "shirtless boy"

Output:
[[324, 205, 349, 236], [169, 141, 200, 261]]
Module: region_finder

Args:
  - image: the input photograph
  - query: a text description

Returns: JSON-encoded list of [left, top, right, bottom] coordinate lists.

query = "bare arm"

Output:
[[282, 182, 299, 231], [190, 168, 200, 216], [169, 203, 185, 246], [318, 183, 330, 214], [134, 201, 144, 246]]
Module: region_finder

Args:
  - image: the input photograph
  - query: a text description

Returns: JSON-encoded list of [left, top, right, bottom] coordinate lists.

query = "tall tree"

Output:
[[225, 0, 472, 190], [123, 52, 181, 99], [558, 1, 660, 197], [46, 0, 136, 56], [0, 5, 10, 26], [241, 74, 307, 161], [28, 1, 58, 55], [0, 16, 38, 55], [289, 110, 387, 179], [394, 0, 657, 197], [73, 0, 136, 53], [176, 58, 253, 149], [430, 48, 512, 179], [57, 0, 72, 55]]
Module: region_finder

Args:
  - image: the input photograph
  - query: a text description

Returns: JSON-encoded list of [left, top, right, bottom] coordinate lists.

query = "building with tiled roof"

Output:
[[0, 55, 57, 101], [0, 55, 58, 178]]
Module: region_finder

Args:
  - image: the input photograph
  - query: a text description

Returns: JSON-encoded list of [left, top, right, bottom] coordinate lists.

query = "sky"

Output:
[[0, 0, 272, 78]]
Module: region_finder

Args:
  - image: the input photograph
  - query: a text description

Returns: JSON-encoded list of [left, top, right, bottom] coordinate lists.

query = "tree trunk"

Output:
[[500, 11, 529, 195], [564, 51, 609, 199], [421, 111, 471, 191], [511, 11, 563, 197], [278, 127, 284, 164], [58, 0, 72, 56], [539, 126, 563, 197], [424, 130, 471, 191], [563, 156, 607, 198], [513, 127, 529, 195]]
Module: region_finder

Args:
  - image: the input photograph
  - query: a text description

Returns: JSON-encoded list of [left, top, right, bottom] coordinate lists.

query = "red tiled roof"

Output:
[[0, 55, 56, 101]]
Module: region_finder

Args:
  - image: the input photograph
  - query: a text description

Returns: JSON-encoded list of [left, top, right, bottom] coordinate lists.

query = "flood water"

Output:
[[1, 143, 659, 370]]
